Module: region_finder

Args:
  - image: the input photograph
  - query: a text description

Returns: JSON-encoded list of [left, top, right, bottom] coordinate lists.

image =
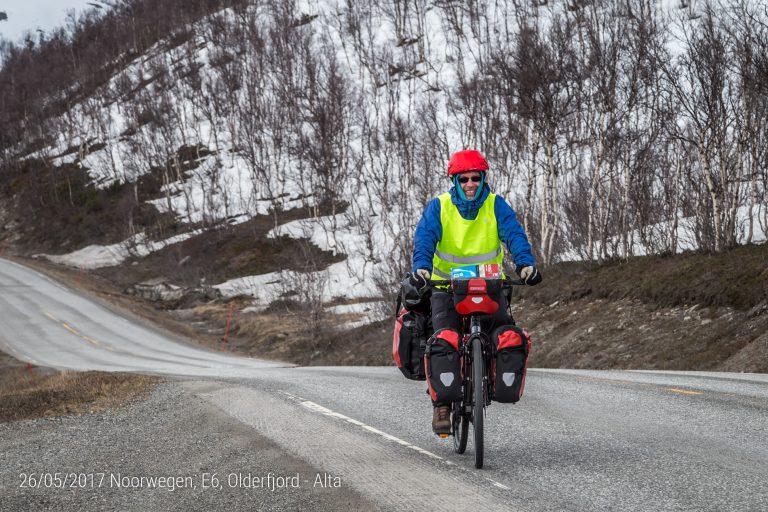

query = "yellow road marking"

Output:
[[43, 311, 101, 347], [533, 372, 711, 398], [667, 388, 703, 395], [82, 335, 101, 347], [61, 323, 80, 336]]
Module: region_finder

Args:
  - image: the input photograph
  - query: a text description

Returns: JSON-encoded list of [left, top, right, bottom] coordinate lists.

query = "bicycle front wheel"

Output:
[[472, 336, 485, 469]]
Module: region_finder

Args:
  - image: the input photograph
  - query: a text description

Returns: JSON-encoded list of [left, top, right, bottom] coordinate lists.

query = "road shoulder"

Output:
[[0, 380, 378, 511]]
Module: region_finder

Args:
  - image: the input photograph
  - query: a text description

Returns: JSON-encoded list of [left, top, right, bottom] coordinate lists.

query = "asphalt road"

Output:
[[1, 257, 767, 511], [0, 257, 287, 376]]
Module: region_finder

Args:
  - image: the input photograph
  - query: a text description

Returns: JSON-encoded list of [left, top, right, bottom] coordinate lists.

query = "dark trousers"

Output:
[[428, 290, 514, 407], [430, 290, 514, 334]]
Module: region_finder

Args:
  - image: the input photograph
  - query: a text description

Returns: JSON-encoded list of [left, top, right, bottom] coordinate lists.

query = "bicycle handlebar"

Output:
[[425, 277, 526, 288]]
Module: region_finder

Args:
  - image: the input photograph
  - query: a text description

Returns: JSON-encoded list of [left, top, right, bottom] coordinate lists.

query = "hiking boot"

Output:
[[432, 405, 451, 435]]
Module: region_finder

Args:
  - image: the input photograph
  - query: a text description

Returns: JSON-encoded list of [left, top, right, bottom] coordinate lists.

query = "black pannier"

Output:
[[491, 325, 531, 403], [392, 276, 432, 380], [424, 329, 463, 403], [392, 308, 430, 380]]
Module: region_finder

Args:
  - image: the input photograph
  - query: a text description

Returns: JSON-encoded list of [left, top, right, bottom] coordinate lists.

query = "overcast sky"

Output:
[[0, 0, 109, 44]]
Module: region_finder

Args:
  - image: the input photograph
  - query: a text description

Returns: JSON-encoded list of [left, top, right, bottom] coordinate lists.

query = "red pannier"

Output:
[[490, 325, 531, 403], [392, 308, 430, 381]]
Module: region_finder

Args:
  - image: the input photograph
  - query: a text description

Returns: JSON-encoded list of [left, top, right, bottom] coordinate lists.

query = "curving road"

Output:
[[1, 257, 767, 511], [0, 257, 288, 376]]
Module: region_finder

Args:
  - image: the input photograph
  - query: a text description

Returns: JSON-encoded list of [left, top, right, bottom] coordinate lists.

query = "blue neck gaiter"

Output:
[[449, 183, 491, 220]]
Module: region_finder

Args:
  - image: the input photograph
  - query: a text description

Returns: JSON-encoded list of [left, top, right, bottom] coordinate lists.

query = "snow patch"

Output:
[[38, 230, 202, 269]]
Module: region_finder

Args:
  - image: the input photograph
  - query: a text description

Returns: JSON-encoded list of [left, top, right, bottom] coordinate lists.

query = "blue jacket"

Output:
[[412, 185, 535, 272]]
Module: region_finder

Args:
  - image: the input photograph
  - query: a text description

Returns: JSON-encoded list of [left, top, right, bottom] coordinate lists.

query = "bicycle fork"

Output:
[[468, 317, 490, 409]]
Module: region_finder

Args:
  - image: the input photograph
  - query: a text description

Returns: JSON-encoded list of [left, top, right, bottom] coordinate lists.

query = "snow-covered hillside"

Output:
[[5, 0, 767, 309]]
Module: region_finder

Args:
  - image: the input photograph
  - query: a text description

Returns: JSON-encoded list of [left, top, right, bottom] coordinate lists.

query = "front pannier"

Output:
[[392, 309, 430, 380], [424, 329, 463, 403], [491, 325, 531, 403], [451, 277, 503, 315]]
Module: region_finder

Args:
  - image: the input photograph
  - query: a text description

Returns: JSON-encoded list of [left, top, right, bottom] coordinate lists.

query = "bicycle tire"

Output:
[[472, 336, 485, 469], [453, 401, 468, 454]]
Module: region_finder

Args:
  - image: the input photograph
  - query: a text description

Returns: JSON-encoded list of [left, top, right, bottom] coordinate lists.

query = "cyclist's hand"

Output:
[[409, 269, 430, 290], [520, 266, 542, 286]]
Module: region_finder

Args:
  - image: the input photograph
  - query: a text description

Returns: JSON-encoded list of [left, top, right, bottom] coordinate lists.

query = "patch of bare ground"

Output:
[[188, 301, 391, 366], [92, 204, 346, 292], [520, 296, 768, 372], [510, 242, 768, 372], [0, 367, 160, 423], [522, 242, 768, 311]]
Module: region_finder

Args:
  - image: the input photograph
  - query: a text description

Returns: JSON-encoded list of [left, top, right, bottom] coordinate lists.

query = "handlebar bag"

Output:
[[392, 308, 430, 380], [452, 278, 503, 315], [424, 328, 463, 403], [490, 325, 531, 403]]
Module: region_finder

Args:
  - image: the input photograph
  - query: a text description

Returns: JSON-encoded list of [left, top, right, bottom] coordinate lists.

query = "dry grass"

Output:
[[193, 302, 329, 339], [191, 302, 392, 366], [521, 242, 768, 311], [0, 368, 160, 423]]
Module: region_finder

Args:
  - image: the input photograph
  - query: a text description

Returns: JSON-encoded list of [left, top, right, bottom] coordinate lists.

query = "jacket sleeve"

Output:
[[495, 195, 536, 268], [412, 198, 442, 272]]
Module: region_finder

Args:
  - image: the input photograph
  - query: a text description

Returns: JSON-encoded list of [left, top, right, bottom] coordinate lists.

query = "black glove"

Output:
[[519, 266, 542, 286], [409, 269, 430, 290]]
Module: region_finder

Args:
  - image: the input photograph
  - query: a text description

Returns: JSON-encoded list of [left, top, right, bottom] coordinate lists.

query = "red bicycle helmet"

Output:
[[447, 149, 489, 176]]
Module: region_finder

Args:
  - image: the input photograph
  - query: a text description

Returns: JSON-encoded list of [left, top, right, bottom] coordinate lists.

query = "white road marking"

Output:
[[278, 389, 516, 492], [280, 390, 445, 460], [490, 480, 511, 490]]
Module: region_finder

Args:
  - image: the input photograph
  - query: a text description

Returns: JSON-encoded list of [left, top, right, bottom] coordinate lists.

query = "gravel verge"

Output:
[[0, 380, 378, 511]]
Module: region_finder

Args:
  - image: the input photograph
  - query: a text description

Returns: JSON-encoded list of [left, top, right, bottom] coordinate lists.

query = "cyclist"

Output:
[[409, 149, 542, 434]]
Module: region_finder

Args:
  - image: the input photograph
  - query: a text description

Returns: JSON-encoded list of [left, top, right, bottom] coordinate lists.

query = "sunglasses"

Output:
[[458, 176, 482, 184]]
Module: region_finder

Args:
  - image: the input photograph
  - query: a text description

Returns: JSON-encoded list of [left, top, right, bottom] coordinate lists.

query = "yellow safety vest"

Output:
[[431, 192, 504, 280]]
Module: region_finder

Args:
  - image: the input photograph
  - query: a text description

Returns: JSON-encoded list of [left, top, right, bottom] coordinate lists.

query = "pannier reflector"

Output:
[[502, 373, 516, 386], [440, 373, 455, 386]]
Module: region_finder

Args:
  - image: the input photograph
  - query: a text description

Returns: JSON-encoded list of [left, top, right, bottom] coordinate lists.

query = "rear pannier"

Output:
[[392, 309, 430, 380], [490, 325, 531, 403], [424, 329, 463, 403]]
